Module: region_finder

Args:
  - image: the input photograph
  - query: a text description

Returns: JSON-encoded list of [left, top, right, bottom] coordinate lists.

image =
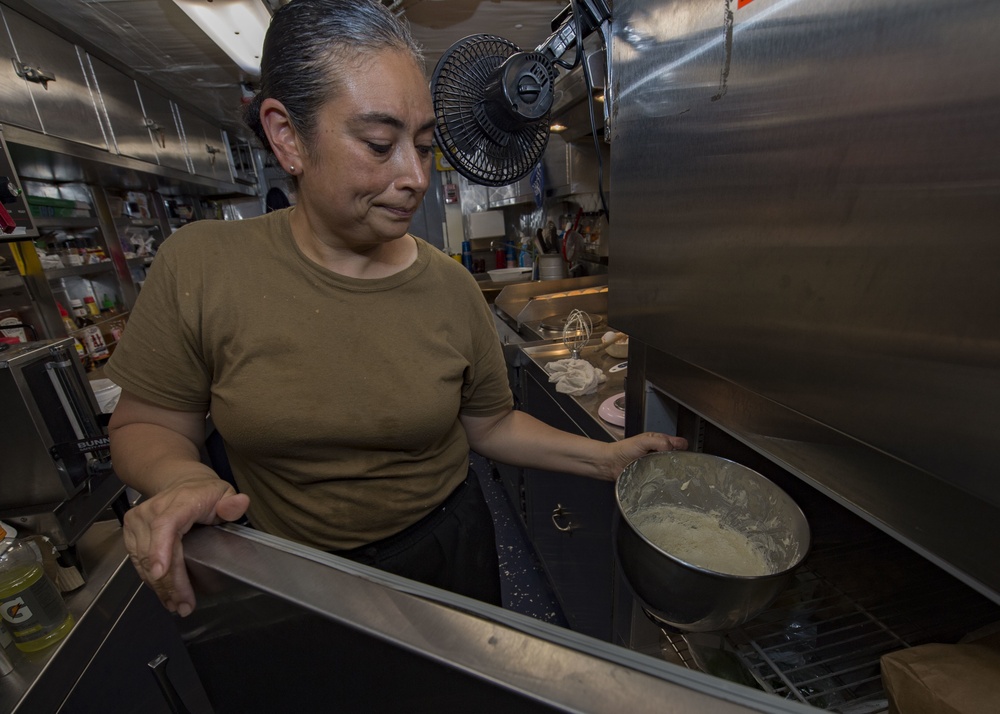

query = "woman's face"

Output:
[[297, 49, 436, 248]]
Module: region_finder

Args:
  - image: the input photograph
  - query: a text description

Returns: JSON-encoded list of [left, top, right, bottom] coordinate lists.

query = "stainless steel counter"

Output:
[[516, 338, 627, 442], [0, 519, 129, 712]]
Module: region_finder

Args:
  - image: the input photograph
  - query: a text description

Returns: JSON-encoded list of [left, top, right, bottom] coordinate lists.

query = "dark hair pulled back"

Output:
[[244, 0, 423, 155]]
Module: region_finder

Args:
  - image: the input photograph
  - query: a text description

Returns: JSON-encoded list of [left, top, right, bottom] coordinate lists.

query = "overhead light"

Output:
[[550, 122, 567, 133], [172, 0, 272, 76]]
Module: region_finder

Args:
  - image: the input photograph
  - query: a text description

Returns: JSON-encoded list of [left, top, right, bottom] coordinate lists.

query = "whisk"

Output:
[[562, 308, 593, 359]]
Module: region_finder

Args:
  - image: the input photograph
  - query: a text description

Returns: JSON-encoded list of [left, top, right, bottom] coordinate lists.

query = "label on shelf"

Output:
[[0, 310, 27, 343]]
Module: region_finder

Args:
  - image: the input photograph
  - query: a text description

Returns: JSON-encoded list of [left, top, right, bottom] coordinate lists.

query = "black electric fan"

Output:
[[431, 0, 611, 188]]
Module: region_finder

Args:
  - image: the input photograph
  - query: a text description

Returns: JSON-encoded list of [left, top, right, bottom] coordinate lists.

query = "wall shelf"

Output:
[[0, 274, 25, 292], [33, 217, 100, 230], [45, 262, 117, 279]]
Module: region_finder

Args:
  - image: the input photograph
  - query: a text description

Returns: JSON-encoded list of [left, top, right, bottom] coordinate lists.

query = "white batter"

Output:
[[632, 505, 773, 576]]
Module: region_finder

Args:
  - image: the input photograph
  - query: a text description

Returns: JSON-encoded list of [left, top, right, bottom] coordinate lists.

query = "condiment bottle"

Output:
[[83, 296, 100, 317], [57, 302, 78, 335], [0, 522, 75, 653], [70, 299, 91, 328]]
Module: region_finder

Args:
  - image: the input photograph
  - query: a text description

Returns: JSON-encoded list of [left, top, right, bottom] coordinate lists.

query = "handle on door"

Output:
[[551, 503, 576, 532], [148, 654, 192, 714], [12, 59, 55, 88], [144, 118, 167, 148]]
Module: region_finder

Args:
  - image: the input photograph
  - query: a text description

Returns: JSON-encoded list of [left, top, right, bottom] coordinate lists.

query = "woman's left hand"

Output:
[[604, 432, 688, 481]]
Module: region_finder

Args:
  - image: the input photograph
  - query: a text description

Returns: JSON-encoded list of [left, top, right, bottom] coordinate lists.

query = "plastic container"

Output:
[[0, 523, 74, 653], [89, 378, 122, 413]]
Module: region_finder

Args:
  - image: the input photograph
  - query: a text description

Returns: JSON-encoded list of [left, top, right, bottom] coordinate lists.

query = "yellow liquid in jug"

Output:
[[0, 563, 75, 652]]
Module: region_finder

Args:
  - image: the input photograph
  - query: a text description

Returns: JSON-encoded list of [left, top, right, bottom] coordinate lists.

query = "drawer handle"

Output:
[[551, 503, 575, 532]]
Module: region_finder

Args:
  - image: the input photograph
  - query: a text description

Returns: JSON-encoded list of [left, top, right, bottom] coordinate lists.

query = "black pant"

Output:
[[332, 470, 502, 606]]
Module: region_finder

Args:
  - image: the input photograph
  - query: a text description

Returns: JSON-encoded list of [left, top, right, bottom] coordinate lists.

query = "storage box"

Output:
[[27, 196, 91, 218]]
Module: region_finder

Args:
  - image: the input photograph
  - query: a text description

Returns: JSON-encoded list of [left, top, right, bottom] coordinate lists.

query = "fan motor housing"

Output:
[[496, 52, 555, 121]]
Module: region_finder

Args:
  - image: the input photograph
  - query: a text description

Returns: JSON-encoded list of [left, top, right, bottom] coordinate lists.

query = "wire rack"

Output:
[[661, 533, 1000, 712]]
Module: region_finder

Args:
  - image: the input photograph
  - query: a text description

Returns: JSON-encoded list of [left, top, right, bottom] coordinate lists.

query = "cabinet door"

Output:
[[521, 371, 616, 641], [86, 55, 160, 165], [524, 468, 615, 641], [2, 7, 109, 150], [0, 8, 42, 132], [135, 84, 190, 172], [59, 584, 213, 714], [181, 111, 234, 182]]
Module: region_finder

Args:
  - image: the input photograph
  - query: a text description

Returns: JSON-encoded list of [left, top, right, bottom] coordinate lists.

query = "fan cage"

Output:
[[432, 35, 552, 187]]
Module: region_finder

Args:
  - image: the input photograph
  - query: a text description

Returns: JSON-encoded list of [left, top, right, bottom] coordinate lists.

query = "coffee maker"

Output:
[[0, 338, 125, 549]]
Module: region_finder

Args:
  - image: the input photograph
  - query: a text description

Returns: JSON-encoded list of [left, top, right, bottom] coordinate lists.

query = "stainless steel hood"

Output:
[[493, 274, 609, 340], [177, 524, 811, 713]]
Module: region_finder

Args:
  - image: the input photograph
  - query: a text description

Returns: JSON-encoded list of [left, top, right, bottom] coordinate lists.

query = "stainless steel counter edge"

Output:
[[182, 524, 813, 714]]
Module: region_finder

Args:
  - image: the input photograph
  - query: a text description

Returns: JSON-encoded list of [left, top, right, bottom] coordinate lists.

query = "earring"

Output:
[[288, 165, 295, 173]]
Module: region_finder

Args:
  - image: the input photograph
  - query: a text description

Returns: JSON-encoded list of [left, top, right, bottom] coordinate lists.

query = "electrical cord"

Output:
[[571, 0, 610, 222]]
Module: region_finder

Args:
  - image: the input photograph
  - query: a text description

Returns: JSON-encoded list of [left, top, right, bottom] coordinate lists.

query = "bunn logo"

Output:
[[1, 597, 33, 624], [78, 437, 110, 451]]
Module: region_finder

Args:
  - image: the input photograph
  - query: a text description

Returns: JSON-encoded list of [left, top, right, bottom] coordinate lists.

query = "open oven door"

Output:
[[176, 524, 811, 714]]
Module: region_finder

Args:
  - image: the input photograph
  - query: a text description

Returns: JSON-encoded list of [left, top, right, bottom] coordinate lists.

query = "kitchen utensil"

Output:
[[615, 451, 810, 632], [537, 254, 567, 280], [608, 362, 627, 374], [562, 309, 592, 360]]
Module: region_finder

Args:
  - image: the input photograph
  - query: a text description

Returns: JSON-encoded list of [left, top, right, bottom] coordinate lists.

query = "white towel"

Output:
[[544, 358, 607, 396]]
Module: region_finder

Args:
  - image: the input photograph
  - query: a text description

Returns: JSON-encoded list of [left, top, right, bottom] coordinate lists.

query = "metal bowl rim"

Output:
[[615, 451, 812, 578]]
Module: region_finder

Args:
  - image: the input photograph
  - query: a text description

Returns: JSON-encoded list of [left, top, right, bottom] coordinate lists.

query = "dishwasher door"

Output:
[[177, 525, 812, 714]]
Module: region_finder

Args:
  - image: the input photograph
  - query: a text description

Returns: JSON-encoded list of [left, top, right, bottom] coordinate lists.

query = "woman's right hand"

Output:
[[123, 477, 249, 616]]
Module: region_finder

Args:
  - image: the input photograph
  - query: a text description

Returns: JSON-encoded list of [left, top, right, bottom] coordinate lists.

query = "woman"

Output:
[[106, 0, 686, 617]]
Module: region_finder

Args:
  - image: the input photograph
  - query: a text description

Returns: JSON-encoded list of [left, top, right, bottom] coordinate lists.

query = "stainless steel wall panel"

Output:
[[0, 7, 41, 132], [85, 55, 159, 165], [1, 6, 108, 150], [609, 0, 1000, 598]]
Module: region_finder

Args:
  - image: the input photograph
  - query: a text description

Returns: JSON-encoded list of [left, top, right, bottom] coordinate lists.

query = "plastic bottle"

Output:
[[83, 296, 100, 318], [461, 240, 473, 271], [57, 302, 78, 335], [70, 298, 90, 328], [0, 523, 74, 653]]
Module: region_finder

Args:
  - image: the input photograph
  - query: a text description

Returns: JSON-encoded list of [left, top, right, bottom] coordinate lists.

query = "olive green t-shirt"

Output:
[[105, 208, 512, 550]]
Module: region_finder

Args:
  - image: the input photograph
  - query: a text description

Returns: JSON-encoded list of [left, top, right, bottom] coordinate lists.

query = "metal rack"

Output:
[[662, 533, 1000, 712]]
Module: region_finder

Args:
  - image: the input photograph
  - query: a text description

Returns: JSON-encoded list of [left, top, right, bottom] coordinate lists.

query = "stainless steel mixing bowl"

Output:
[[615, 451, 810, 632]]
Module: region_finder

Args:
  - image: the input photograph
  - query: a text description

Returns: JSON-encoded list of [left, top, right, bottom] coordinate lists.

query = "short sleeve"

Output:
[[104, 234, 212, 412]]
